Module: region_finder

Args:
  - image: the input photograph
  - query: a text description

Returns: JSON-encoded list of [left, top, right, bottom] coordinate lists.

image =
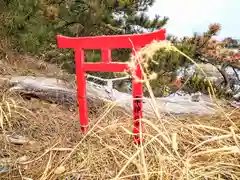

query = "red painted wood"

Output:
[[101, 49, 112, 63], [74, 49, 88, 133], [56, 29, 166, 144], [83, 63, 129, 72], [57, 29, 166, 49], [132, 48, 143, 144]]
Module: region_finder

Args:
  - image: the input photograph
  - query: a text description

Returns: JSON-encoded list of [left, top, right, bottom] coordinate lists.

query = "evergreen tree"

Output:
[[1, 0, 168, 72]]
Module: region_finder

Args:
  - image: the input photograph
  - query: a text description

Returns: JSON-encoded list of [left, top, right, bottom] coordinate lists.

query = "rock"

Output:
[[0, 156, 30, 174], [233, 92, 240, 101], [191, 92, 202, 102], [17, 156, 30, 164], [0, 158, 11, 174], [200, 136, 216, 140], [54, 166, 66, 175], [230, 101, 240, 108], [177, 63, 223, 80], [22, 178, 33, 180], [7, 135, 29, 145], [0, 158, 11, 164], [0, 166, 9, 173], [196, 63, 222, 78]]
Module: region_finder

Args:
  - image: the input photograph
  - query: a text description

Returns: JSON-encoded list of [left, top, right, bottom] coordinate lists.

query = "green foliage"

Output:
[[2, 0, 55, 53], [0, 0, 168, 75], [141, 38, 196, 96], [142, 23, 228, 97], [184, 73, 208, 93], [1, 0, 233, 99], [183, 73, 233, 99]]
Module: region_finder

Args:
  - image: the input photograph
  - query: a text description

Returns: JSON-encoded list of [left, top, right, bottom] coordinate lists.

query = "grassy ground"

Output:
[[0, 51, 240, 180]]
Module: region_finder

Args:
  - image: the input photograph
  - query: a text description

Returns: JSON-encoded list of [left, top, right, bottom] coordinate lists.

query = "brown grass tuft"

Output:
[[0, 44, 240, 180]]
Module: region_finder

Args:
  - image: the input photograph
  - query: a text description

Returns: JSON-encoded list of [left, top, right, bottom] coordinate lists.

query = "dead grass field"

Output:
[[0, 51, 240, 180]]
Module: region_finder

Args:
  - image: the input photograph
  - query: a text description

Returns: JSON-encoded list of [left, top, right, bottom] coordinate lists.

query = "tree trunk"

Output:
[[1, 76, 218, 116], [218, 64, 230, 89]]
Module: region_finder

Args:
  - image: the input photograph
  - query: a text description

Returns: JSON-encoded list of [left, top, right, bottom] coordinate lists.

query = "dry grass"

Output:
[[0, 45, 240, 180]]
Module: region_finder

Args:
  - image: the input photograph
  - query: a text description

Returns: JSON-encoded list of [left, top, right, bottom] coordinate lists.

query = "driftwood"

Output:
[[1, 76, 219, 116]]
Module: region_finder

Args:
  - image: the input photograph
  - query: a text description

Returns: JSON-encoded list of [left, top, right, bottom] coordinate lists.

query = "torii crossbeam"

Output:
[[56, 29, 166, 144]]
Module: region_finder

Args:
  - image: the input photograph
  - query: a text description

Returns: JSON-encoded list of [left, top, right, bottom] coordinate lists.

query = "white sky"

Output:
[[147, 0, 240, 39]]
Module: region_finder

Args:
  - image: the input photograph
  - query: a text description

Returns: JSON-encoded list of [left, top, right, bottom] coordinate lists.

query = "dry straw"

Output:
[[0, 40, 240, 180]]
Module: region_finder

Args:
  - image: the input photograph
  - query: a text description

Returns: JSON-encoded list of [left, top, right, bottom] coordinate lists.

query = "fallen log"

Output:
[[2, 76, 219, 116]]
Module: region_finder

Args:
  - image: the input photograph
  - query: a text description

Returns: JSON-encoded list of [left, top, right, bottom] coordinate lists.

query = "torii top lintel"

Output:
[[56, 29, 166, 49]]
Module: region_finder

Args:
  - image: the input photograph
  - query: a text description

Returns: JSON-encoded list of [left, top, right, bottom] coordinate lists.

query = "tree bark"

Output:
[[1, 76, 218, 116], [197, 56, 231, 89], [232, 66, 240, 82], [218, 64, 230, 89]]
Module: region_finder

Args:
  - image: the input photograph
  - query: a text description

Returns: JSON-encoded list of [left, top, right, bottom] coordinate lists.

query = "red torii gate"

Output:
[[56, 29, 166, 144]]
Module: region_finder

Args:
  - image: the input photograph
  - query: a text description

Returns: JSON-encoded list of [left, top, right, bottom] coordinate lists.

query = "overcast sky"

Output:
[[147, 0, 240, 39]]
